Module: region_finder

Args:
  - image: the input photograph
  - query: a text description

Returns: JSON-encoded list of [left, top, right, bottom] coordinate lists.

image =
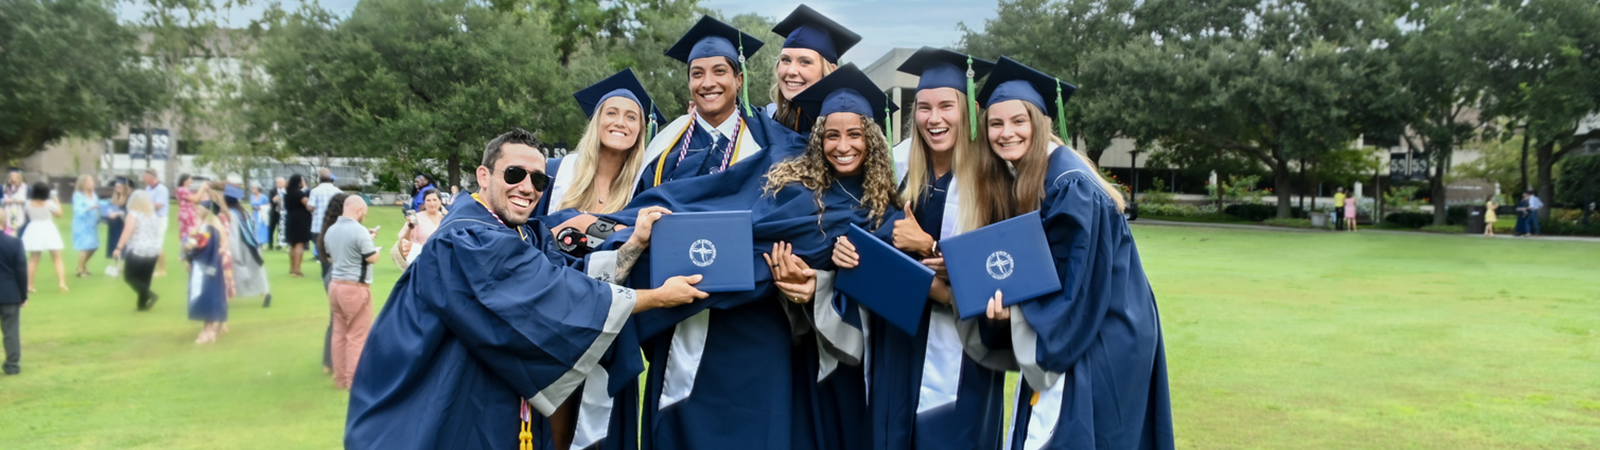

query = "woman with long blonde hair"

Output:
[[764, 5, 857, 133], [71, 175, 101, 277], [761, 65, 899, 450], [959, 57, 1171, 450], [534, 69, 664, 238], [830, 47, 1007, 450]]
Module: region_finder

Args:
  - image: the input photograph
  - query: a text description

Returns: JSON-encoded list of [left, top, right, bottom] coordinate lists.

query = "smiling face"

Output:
[[596, 96, 643, 152], [474, 143, 546, 226], [986, 100, 1034, 162], [688, 56, 743, 123], [916, 87, 965, 153], [775, 48, 832, 101], [821, 112, 868, 176]]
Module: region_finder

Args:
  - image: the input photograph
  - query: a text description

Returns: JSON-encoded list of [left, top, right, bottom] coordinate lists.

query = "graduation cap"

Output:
[[223, 185, 245, 200], [574, 69, 669, 144], [771, 5, 861, 64], [665, 15, 766, 116], [665, 15, 765, 66], [896, 47, 996, 141], [791, 64, 899, 141], [978, 56, 1078, 141]]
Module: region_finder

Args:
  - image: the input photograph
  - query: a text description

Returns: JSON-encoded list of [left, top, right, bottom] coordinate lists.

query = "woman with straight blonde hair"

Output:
[[957, 57, 1171, 450], [535, 69, 666, 239], [71, 175, 101, 277], [113, 191, 164, 310]]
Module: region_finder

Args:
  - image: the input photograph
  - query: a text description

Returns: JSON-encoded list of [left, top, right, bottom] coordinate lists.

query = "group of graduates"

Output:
[[344, 6, 1173, 450]]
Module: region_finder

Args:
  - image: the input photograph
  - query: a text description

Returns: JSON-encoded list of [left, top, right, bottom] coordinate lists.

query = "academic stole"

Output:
[[471, 193, 535, 449], [652, 104, 745, 187]]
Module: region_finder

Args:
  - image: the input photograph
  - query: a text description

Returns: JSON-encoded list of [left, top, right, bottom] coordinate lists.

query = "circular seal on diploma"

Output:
[[986, 250, 1014, 280], [690, 239, 717, 267]]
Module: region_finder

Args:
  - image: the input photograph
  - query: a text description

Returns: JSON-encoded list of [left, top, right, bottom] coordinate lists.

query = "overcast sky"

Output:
[[118, 0, 999, 66]]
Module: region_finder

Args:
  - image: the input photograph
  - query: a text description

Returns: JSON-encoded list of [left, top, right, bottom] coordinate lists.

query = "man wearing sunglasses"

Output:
[[345, 128, 708, 450]]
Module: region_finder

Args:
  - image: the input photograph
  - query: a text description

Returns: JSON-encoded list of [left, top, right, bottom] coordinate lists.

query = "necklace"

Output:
[[835, 183, 863, 205]]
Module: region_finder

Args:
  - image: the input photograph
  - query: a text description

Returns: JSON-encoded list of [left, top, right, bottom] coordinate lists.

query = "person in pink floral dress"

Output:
[[176, 175, 200, 257]]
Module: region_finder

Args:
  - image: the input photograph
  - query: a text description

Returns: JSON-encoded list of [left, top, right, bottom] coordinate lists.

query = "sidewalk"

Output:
[[1132, 218, 1600, 243]]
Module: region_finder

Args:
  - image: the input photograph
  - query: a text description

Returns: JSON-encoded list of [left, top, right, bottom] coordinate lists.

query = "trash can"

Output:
[[1465, 205, 1486, 234]]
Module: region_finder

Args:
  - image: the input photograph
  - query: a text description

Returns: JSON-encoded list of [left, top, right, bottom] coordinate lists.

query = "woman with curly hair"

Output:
[[759, 65, 902, 450], [831, 48, 1009, 450]]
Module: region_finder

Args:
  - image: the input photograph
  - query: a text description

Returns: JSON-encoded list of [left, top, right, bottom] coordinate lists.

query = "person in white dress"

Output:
[[21, 182, 66, 292]]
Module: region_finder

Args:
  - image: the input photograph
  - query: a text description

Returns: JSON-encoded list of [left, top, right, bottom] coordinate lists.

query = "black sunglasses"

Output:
[[501, 166, 551, 192]]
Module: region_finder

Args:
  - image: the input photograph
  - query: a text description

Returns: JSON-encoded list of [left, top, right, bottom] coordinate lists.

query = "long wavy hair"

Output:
[[900, 89, 975, 210], [963, 102, 1125, 231], [557, 105, 650, 214], [315, 193, 350, 265], [763, 113, 898, 232], [768, 60, 835, 132]]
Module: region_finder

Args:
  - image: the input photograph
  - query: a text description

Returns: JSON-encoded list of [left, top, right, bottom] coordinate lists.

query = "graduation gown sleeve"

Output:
[[423, 220, 638, 415]]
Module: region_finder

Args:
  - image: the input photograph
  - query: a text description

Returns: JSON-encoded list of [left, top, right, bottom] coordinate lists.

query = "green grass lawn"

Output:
[[1, 207, 1597, 449]]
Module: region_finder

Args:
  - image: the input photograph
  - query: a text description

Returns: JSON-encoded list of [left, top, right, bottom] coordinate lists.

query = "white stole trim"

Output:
[[1011, 307, 1062, 392], [527, 283, 636, 416], [917, 169, 965, 414], [658, 310, 711, 409], [570, 368, 612, 450], [892, 140, 912, 182], [547, 157, 577, 214], [916, 304, 963, 414], [1022, 379, 1066, 450]]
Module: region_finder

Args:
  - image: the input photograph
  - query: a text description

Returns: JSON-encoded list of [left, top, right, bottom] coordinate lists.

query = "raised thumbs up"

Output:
[[893, 201, 937, 257]]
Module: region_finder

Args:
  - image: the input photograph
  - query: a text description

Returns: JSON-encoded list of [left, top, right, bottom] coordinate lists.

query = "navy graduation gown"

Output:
[[565, 110, 809, 450], [345, 198, 637, 450], [869, 171, 1007, 450], [967, 145, 1174, 450], [784, 176, 900, 450]]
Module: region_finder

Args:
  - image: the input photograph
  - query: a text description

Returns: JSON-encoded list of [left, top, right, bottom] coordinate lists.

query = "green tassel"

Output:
[[738, 35, 753, 117], [966, 57, 978, 141], [885, 104, 895, 144], [1055, 80, 1069, 144]]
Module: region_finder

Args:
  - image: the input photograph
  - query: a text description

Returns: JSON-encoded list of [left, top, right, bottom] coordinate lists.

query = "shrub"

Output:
[[1224, 203, 1306, 221], [1141, 203, 1218, 217], [1141, 178, 1175, 205], [1385, 212, 1434, 229], [1541, 219, 1600, 236]]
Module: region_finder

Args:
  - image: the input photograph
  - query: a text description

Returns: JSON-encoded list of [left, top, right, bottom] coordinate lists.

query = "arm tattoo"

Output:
[[616, 242, 643, 281]]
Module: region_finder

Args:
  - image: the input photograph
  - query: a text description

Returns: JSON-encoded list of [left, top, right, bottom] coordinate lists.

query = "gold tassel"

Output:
[[519, 420, 532, 450]]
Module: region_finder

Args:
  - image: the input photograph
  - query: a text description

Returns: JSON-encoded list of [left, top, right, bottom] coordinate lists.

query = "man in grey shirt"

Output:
[[325, 195, 378, 389], [141, 169, 170, 276]]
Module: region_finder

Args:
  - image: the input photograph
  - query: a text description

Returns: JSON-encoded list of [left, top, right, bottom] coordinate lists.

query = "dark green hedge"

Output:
[[1224, 204, 1307, 221], [1385, 212, 1434, 229]]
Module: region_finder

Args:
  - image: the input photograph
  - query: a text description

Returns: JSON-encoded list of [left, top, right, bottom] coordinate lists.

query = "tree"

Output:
[[1090, 0, 1400, 218], [1479, 0, 1600, 219], [1392, 1, 1492, 226], [959, 0, 1139, 164], [0, 0, 167, 163], [246, 0, 576, 189]]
